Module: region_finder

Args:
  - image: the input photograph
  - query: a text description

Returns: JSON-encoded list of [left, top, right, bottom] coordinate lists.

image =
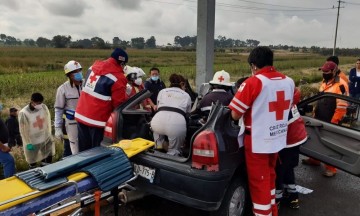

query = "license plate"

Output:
[[134, 164, 155, 183]]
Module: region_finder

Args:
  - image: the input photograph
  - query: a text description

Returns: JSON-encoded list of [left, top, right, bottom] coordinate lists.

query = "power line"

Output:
[[344, 1, 360, 5], [145, 0, 335, 13], [235, 0, 332, 10]]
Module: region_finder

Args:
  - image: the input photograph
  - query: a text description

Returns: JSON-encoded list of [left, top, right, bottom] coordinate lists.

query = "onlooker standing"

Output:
[[150, 74, 192, 156], [5, 107, 23, 147], [348, 58, 360, 99], [302, 61, 347, 177], [144, 67, 166, 109], [75, 48, 128, 152], [54, 60, 83, 156], [0, 104, 16, 178], [229, 46, 294, 216], [18, 93, 54, 168], [275, 88, 307, 209]]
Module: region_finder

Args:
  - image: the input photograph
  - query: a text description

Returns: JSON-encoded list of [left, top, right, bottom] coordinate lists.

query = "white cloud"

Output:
[[0, 0, 358, 48]]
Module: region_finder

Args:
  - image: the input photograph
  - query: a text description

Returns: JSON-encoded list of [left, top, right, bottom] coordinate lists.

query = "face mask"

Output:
[[134, 77, 142, 86], [73, 72, 83, 81], [323, 73, 333, 81], [151, 76, 159, 81], [0, 103, 3, 112], [34, 104, 43, 110]]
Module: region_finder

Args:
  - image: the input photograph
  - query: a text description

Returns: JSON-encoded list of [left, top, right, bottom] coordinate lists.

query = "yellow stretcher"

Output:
[[0, 138, 154, 212]]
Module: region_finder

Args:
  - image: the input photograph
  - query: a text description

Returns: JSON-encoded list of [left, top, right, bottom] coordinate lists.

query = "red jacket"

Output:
[[286, 88, 307, 147], [75, 58, 128, 128]]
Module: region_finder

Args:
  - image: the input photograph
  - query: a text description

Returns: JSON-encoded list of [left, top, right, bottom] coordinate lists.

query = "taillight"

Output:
[[192, 130, 219, 171], [104, 112, 117, 142]]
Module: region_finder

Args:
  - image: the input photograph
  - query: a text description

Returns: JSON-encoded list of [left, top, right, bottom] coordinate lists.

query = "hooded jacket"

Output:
[[75, 58, 128, 128]]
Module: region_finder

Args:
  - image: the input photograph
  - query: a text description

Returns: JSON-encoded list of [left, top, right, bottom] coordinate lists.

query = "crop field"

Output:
[[0, 47, 357, 172], [0, 47, 357, 111]]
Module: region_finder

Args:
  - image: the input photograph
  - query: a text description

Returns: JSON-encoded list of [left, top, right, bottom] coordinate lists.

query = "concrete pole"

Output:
[[333, 0, 343, 56], [196, 0, 215, 92]]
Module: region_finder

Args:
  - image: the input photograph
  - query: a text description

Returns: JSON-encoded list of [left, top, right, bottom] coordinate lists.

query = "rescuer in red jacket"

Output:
[[75, 48, 129, 152]]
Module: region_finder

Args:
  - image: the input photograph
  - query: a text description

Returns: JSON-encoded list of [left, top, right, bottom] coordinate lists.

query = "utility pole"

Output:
[[333, 0, 344, 56]]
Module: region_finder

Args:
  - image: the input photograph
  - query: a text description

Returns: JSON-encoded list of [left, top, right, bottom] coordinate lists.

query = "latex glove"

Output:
[[55, 127, 63, 139], [126, 83, 132, 96], [0, 144, 10, 153]]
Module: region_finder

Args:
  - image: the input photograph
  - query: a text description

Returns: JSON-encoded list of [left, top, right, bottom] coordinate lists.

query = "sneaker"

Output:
[[288, 199, 300, 209], [302, 158, 321, 166], [323, 170, 336, 177]]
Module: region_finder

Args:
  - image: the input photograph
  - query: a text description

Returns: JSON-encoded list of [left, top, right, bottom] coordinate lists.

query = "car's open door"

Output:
[[298, 92, 360, 176]]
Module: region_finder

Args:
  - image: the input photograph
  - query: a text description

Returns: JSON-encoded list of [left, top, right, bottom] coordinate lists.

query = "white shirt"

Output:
[[157, 87, 192, 113]]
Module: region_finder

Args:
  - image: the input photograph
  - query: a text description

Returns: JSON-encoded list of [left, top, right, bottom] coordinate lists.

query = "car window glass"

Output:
[[301, 95, 360, 131]]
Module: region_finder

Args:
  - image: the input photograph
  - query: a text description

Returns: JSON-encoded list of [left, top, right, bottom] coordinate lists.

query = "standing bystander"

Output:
[[18, 93, 54, 168], [0, 103, 16, 178], [348, 58, 360, 99], [5, 107, 22, 147], [302, 61, 348, 177], [54, 60, 83, 157], [75, 48, 128, 151], [144, 67, 166, 110], [229, 46, 295, 216]]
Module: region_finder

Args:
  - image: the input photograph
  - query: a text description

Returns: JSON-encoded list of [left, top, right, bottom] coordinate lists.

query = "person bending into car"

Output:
[[229, 46, 295, 216], [275, 88, 307, 210], [75, 48, 128, 152], [193, 70, 233, 124], [302, 61, 348, 177], [150, 73, 192, 156]]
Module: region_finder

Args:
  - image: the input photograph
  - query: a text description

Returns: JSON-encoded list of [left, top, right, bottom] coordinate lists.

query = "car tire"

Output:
[[211, 177, 247, 216]]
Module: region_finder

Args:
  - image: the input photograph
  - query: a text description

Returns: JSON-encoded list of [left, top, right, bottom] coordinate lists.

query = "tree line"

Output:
[[1, 33, 360, 56], [0, 33, 261, 49]]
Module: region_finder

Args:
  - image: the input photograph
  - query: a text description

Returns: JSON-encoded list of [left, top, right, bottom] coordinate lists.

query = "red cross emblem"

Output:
[[74, 61, 79, 67], [33, 115, 45, 129], [218, 76, 224, 82], [269, 91, 290, 121], [89, 74, 98, 83]]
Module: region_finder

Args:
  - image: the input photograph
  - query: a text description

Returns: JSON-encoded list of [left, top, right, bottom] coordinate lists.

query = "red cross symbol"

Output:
[[74, 61, 79, 66], [33, 115, 45, 129], [89, 74, 98, 83], [218, 76, 224, 82], [269, 91, 290, 121]]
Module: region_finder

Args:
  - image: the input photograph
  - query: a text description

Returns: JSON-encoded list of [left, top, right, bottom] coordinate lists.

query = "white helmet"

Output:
[[64, 60, 82, 75], [133, 67, 146, 78], [209, 70, 232, 86], [124, 66, 145, 77], [124, 65, 135, 76]]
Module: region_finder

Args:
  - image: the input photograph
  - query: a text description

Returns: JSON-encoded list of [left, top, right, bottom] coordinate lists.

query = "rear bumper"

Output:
[[130, 154, 235, 211]]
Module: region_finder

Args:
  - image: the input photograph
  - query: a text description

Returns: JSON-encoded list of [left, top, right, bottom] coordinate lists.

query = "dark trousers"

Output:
[[275, 146, 300, 201], [62, 138, 72, 157], [77, 122, 104, 152], [8, 135, 23, 147]]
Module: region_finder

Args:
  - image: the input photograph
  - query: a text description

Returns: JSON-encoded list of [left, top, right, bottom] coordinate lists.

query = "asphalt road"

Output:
[[102, 155, 360, 216]]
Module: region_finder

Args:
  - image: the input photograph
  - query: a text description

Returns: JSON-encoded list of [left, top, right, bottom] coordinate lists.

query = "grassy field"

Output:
[[0, 47, 357, 173], [0, 47, 357, 111]]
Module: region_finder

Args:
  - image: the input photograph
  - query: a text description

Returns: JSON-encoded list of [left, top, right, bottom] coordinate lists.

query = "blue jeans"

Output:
[[0, 150, 15, 178]]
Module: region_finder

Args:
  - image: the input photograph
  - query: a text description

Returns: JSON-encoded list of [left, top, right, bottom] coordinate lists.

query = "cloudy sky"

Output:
[[0, 0, 359, 48]]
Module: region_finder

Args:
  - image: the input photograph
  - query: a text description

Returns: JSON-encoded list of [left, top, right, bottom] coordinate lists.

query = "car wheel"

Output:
[[211, 178, 247, 216]]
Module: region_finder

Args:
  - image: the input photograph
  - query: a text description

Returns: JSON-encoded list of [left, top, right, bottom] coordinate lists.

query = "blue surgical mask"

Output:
[[74, 72, 83, 81], [151, 76, 159, 81]]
